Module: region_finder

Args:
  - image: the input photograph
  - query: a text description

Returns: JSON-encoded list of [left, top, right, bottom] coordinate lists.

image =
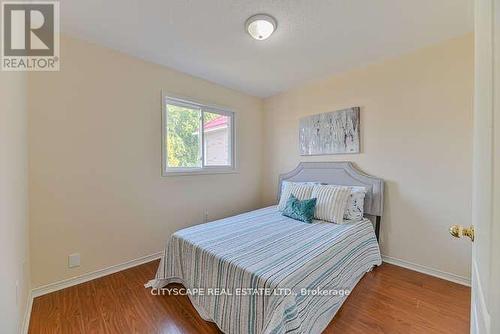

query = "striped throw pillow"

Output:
[[278, 182, 315, 211], [311, 185, 351, 223]]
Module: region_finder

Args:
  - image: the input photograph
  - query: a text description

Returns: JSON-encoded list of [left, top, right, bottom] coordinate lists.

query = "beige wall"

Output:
[[28, 36, 263, 287], [0, 71, 30, 332], [262, 35, 474, 280]]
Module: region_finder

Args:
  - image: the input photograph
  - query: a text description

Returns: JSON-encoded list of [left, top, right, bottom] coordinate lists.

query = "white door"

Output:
[[469, 0, 500, 333]]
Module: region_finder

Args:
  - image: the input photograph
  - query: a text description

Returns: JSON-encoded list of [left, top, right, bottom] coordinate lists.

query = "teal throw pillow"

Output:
[[282, 194, 317, 223]]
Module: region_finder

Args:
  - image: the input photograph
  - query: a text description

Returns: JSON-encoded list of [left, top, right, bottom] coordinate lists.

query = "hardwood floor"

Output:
[[28, 261, 470, 334]]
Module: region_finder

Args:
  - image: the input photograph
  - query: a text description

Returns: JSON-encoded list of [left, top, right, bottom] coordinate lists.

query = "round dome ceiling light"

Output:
[[245, 14, 277, 41]]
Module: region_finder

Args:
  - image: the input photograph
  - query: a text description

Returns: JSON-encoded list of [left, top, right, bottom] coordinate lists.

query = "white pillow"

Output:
[[327, 185, 366, 221], [311, 185, 351, 223], [280, 181, 319, 195], [344, 189, 366, 221], [277, 181, 316, 211]]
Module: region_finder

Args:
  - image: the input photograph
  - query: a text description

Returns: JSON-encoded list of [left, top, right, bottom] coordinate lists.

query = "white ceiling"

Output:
[[61, 0, 473, 97]]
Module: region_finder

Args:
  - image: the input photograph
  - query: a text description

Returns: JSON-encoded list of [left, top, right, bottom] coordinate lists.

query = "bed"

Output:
[[146, 162, 384, 334]]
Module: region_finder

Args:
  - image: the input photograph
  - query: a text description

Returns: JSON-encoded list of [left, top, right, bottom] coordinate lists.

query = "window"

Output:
[[162, 96, 235, 175]]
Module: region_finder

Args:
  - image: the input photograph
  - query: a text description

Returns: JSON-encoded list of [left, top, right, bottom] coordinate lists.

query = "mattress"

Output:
[[146, 206, 382, 334]]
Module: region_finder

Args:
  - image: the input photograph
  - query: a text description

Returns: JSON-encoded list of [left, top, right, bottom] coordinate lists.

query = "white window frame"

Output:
[[162, 93, 236, 176]]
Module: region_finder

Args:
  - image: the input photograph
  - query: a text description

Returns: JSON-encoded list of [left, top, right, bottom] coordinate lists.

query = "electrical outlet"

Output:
[[204, 210, 209, 223], [68, 253, 80, 268]]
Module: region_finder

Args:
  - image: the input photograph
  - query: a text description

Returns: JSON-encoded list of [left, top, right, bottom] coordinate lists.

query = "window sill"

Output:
[[162, 168, 238, 177]]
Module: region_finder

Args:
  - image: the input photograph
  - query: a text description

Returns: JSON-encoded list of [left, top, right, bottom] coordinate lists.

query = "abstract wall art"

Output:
[[299, 107, 360, 155]]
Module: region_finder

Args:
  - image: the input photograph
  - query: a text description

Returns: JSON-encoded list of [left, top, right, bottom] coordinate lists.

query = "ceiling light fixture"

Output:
[[245, 14, 277, 41]]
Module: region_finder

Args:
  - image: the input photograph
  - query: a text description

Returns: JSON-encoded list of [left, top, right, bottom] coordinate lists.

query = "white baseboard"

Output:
[[382, 255, 471, 287], [31, 252, 162, 299], [21, 291, 33, 334]]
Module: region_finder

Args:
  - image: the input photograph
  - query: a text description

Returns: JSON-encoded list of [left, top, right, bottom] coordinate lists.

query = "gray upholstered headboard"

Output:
[[278, 162, 384, 238]]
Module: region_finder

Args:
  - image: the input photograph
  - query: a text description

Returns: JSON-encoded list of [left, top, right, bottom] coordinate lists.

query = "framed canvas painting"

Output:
[[299, 107, 360, 155]]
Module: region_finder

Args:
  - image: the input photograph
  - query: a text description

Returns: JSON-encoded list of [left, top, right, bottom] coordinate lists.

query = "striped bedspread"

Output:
[[145, 206, 382, 334]]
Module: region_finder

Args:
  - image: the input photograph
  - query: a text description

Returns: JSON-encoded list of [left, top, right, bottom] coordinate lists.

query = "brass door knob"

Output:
[[449, 225, 474, 242]]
